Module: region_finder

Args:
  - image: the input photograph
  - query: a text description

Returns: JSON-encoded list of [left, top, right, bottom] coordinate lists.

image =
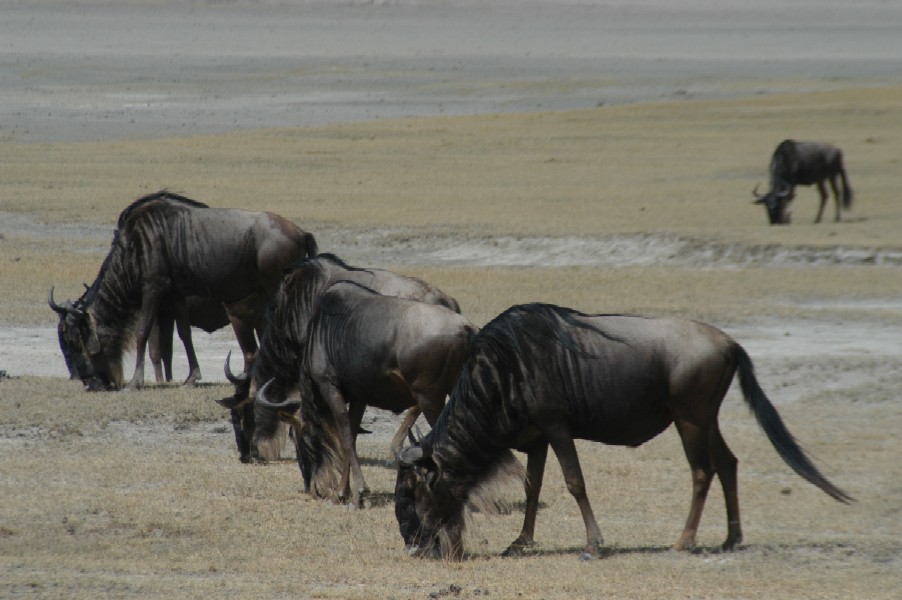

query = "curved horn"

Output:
[[223, 350, 249, 385], [48, 287, 78, 315], [255, 378, 302, 413], [752, 184, 766, 200]]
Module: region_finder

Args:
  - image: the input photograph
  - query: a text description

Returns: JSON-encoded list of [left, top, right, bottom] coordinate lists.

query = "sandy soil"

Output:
[[3, 0, 901, 143]]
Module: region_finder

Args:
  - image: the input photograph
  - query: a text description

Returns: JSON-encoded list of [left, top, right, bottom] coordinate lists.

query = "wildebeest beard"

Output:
[[394, 355, 527, 559]]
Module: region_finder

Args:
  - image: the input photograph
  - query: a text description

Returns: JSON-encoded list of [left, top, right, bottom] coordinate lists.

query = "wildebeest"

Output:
[[753, 139, 853, 224], [395, 303, 853, 560], [219, 252, 462, 464], [49, 190, 318, 391], [255, 281, 476, 506]]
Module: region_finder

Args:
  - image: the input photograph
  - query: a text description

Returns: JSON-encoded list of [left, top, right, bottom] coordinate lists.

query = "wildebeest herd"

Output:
[[51, 169, 854, 560]]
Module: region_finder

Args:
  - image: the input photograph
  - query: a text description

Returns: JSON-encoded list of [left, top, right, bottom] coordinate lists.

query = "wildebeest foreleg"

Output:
[[127, 293, 164, 389], [225, 294, 265, 375], [546, 427, 605, 559], [324, 387, 368, 507], [148, 316, 172, 383], [503, 442, 548, 557]]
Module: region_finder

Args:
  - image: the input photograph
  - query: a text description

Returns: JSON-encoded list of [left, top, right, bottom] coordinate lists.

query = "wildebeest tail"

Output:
[[839, 165, 853, 209], [734, 344, 854, 504]]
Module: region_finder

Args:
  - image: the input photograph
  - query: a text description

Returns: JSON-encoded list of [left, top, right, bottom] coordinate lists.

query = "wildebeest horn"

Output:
[[48, 286, 78, 315], [223, 350, 249, 384], [752, 184, 766, 200], [399, 425, 433, 463], [255, 378, 300, 412], [256, 379, 306, 432]]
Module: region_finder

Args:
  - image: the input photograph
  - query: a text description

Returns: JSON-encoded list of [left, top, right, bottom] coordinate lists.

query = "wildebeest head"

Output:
[[49, 287, 122, 391], [752, 182, 794, 225], [217, 352, 258, 463], [395, 431, 463, 560]]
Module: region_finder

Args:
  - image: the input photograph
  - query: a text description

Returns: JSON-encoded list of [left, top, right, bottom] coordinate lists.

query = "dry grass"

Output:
[[2, 88, 902, 598]]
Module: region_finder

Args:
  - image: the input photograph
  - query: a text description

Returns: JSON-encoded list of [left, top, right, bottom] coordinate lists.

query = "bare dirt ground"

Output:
[[2, 1, 902, 599]]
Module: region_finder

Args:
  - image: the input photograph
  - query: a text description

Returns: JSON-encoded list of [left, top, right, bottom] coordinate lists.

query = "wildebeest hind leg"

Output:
[[388, 406, 421, 466], [673, 419, 715, 551], [546, 427, 605, 559], [709, 425, 742, 550], [815, 181, 829, 223], [827, 176, 842, 222], [503, 442, 548, 557], [173, 303, 201, 385]]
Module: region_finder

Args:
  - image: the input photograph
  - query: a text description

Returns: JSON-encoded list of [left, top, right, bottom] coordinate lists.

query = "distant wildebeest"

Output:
[[49, 190, 318, 391], [255, 281, 476, 506], [753, 139, 853, 224], [395, 303, 853, 560], [219, 252, 464, 465]]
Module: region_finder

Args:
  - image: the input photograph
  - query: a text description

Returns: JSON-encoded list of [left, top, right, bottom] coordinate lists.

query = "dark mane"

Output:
[[253, 258, 353, 488], [117, 190, 208, 228], [471, 303, 630, 367]]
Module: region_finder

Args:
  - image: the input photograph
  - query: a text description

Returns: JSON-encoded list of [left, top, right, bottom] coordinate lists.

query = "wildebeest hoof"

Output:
[[579, 541, 611, 560], [501, 539, 536, 558], [406, 543, 441, 559]]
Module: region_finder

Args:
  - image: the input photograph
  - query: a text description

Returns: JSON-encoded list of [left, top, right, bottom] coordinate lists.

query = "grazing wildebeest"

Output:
[[255, 281, 476, 506], [52, 278, 228, 385], [395, 303, 853, 560], [218, 252, 462, 464], [49, 191, 318, 391], [753, 139, 853, 224]]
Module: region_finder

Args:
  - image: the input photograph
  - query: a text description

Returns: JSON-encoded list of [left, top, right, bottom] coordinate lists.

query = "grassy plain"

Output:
[[2, 88, 902, 598]]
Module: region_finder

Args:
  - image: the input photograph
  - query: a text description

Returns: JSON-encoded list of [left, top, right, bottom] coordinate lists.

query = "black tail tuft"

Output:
[[734, 345, 854, 504]]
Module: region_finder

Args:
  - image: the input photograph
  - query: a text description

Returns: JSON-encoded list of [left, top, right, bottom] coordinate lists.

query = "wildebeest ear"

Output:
[[398, 445, 425, 465]]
